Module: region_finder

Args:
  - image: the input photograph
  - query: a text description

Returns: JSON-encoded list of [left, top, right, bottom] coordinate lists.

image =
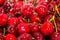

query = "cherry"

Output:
[[40, 22, 54, 35], [17, 33, 32, 40], [0, 0, 5, 6], [6, 34, 16, 40], [21, 4, 33, 17], [44, 14, 52, 22], [3, 1, 14, 13], [51, 32, 60, 40], [36, 4, 48, 17], [7, 25, 17, 35], [0, 14, 8, 26], [13, 1, 23, 12], [32, 32, 44, 40], [0, 33, 5, 40], [18, 16, 25, 23], [57, 0, 60, 4], [0, 8, 5, 14], [17, 22, 30, 34], [8, 17, 18, 26], [30, 14, 41, 23], [30, 23, 39, 33]]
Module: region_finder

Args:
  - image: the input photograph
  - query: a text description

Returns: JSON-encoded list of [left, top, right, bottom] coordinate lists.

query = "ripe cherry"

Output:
[[51, 32, 60, 40], [30, 23, 39, 33], [21, 5, 33, 17], [36, 4, 48, 17], [17, 22, 30, 34], [8, 17, 18, 26], [6, 34, 16, 40], [40, 22, 54, 35], [17, 33, 32, 40], [0, 14, 8, 26], [30, 14, 41, 23]]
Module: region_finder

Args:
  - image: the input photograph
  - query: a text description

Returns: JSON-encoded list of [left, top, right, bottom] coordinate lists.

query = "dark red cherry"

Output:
[[33, 32, 44, 40], [30, 23, 39, 33], [51, 32, 60, 40], [17, 33, 32, 40]]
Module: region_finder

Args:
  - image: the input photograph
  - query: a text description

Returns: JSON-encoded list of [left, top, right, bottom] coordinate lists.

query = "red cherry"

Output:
[[33, 32, 44, 40], [8, 17, 18, 26], [0, 14, 8, 26], [44, 14, 52, 22], [13, 1, 23, 12], [18, 16, 25, 23], [30, 23, 39, 33], [51, 32, 60, 40], [17, 22, 30, 34], [36, 4, 48, 17], [21, 5, 33, 17], [6, 34, 16, 40], [30, 14, 41, 23], [40, 22, 54, 35], [0, 0, 5, 5], [17, 33, 33, 40]]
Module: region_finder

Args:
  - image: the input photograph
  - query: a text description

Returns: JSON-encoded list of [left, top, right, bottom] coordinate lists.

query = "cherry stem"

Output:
[[55, 5, 60, 16], [3, 28, 6, 36], [52, 16, 58, 32]]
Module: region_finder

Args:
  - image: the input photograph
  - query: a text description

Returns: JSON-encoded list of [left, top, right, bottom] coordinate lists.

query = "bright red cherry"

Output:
[[51, 32, 60, 40], [8, 17, 18, 26], [36, 4, 48, 17], [17, 22, 30, 34], [0, 14, 8, 26], [17, 33, 33, 40], [30, 14, 41, 23], [40, 22, 54, 35], [21, 5, 33, 17], [13, 1, 23, 12], [30, 23, 39, 33], [6, 34, 16, 40], [0, 0, 5, 5]]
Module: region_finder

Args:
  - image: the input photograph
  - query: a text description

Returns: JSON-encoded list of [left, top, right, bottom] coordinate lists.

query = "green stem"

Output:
[[3, 28, 6, 36], [52, 16, 58, 32]]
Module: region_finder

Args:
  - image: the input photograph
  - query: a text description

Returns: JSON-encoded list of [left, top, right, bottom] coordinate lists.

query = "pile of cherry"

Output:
[[0, 0, 60, 40]]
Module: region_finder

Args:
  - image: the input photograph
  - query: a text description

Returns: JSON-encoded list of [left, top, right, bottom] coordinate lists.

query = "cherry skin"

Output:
[[8, 17, 18, 26], [40, 22, 54, 35], [0, 14, 8, 26], [21, 5, 33, 17], [0, 0, 5, 6], [33, 32, 44, 40], [17, 33, 33, 40], [13, 1, 23, 12], [44, 14, 52, 22], [7, 25, 17, 35], [51, 32, 60, 40], [18, 16, 25, 23], [6, 34, 16, 40], [30, 23, 39, 33], [36, 4, 48, 17], [17, 22, 30, 34], [30, 14, 41, 23]]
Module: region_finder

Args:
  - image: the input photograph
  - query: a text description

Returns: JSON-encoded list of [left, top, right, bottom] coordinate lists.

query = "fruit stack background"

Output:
[[0, 0, 60, 40]]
